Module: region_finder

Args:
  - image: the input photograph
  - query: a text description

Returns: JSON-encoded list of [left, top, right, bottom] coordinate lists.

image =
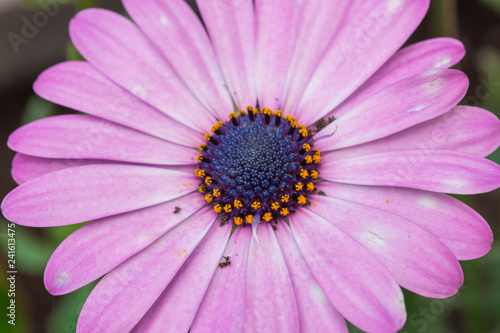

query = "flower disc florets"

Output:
[[196, 106, 321, 226]]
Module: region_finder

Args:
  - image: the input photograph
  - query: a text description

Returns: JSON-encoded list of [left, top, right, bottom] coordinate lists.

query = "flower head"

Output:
[[2, 0, 500, 332]]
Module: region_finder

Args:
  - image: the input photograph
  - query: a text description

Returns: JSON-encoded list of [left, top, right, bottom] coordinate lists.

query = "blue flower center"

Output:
[[196, 107, 321, 225]]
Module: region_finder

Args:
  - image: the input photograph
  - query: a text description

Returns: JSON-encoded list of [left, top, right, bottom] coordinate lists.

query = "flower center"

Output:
[[196, 106, 321, 226]]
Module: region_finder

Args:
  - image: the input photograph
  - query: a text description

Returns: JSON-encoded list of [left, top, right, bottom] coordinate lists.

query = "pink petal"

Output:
[[274, 223, 348, 332], [281, 0, 351, 114], [1, 164, 197, 226], [69, 9, 215, 132], [316, 182, 493, 260], [296, 0, 431, 125], [34, 61, 201, 147], [315, 69, 468, 151], [132, 221, 231, 332], [244, 223, 300, 332], [332, 37, 465, 118], [11, 154, 111, 185], [76, 208, 215, 333], [122, 0, 232, 120], [196, 0, 256, 109], [8, 115, 197, 165], [309, 197, 463, 298], [254, 0, 301, 110], [321, 149, 500, 194], [45, 193, 203, 295], [325, 106, 500, 160], [290, 210, 406, 333], [190, 226, 252, 332]]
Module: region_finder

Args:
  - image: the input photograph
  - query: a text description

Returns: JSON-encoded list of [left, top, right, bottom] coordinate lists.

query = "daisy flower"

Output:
[[3, 0, 500, 332]]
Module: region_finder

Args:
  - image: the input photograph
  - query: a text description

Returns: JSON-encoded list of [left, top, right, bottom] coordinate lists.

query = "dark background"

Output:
[[1, 0, 499, 332]]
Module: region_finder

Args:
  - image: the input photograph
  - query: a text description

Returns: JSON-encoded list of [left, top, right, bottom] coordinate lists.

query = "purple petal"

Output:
[[122, 0, 232, 120], [325, 106, 500, 160], [315, 69, 468, 151], [45, 193, 204, 295], [244, 223, 300, 332], [190, 226, 252, 332], [321, 149, 500, 194], [296, 0, 431, 124], [8, 115, 197, 165], [196, 0, 256, 109], [308, 197, 463, 298], [11, 154, 111, 185], [332, 37, 465, 118], [2, 164, 197, 226], [76, 208, 215, 333], [274, 223, 348, 332], [33, 61, 202, 147], [290, 210, 406, 333], [132, 221, 231, 332], [281, 0, 351, 114], [254, 0, 317, 110], [316, 182, 493, 260], [69, 9, 215, 132]]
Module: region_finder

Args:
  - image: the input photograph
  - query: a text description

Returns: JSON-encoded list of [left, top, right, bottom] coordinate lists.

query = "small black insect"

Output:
[[219, 256, 231, 269], [271, 225, 278, 231], [173, 206, 182, 214]]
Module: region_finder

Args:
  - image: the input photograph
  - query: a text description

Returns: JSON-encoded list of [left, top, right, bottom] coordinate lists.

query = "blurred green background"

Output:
[[0, 0, 499, 332]]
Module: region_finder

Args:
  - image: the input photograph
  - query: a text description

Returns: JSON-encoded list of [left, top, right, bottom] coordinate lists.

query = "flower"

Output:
[[2, 0, 500, 332]]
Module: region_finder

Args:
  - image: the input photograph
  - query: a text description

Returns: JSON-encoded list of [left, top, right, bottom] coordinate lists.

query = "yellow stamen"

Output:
[[198, 144, 207, 152], [299, 125, 308, 136], [195, 169, 205, 177], [313, 155, 321, 163], [262, 212, 273, 222], [196, 155, 204, 162], [297, 195, 307, 205], [204, 134, 211, 141], [205, 177, 213, 185], [198, 184, 207, 193], [205, 194, 213, 203], [310, 170, 319, 179], [280, 207, 290, 216], [251, 201, 261, 210], [234, 216, 243, 225], [295, 182, 303, 191], [289, 121, 298, 128], [262, 108, 272, 116], [281, 194, 289, 203], [274, 110, 283, 117], [306, 182, 315, 191], [271, 202, 280, 210], [228, 113, 237, 119], [234, 200, 242, 209], [248, 106, 259, 115], [302, 143, 311, 152], [285, 115, 296, 123], [214, 204, 222, 214], [304, 155, 313, 164], [224, 204, 232, 213], [246, 215, 254, 224], [299, 169, 309, 178], [213, 189, 221, 197]]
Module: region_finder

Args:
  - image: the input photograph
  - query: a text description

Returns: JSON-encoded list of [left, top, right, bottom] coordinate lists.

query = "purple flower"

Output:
[[2, 0, 500, 332]]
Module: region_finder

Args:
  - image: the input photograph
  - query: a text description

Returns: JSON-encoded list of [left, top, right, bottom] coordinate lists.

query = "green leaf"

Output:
[[46, 282, 96, 333], [480, 0, 500, 14], [1, 222, 54, 276], [20, 95, 57, 125], [66, 42, 85, 62]]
